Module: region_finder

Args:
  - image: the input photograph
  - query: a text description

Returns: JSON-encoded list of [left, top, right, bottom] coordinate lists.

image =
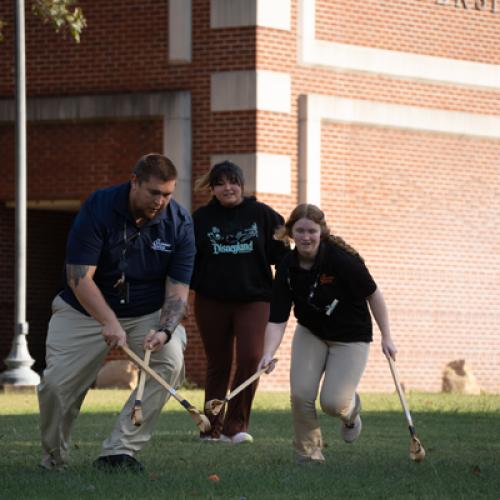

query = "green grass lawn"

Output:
[[1, 390, 499, 499]]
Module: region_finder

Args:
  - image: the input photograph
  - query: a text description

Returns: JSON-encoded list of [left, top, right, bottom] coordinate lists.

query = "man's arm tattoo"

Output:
[[160, 294, 187, 333], [66, 264, 90, 289], [160, 276, 189, 333]]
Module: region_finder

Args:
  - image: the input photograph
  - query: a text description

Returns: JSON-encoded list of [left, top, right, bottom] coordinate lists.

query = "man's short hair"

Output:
[[133, 153, 178, 183]]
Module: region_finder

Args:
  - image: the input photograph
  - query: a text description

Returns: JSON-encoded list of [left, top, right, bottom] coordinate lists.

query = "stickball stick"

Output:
[[122, 345, 211, 433], [131, 348, 151, 426], [205, 359, 278, 416], [387, 355, 426, 462]]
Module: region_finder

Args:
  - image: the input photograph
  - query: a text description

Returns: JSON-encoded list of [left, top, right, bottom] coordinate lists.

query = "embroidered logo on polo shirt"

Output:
[[151, 239, 172, 252]]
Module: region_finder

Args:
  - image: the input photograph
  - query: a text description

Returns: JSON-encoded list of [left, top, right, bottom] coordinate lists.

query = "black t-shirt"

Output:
[[191, 196, 289, 302], [270, 240, 377, 342]]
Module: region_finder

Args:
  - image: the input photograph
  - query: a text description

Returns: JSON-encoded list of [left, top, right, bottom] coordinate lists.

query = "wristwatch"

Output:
[[157, 325, 173, 344]]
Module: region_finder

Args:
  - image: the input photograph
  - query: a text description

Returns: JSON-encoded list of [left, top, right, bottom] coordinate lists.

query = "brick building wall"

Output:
[[0, 0, 498, 392], [321, 123, 499, 391], [254, 0, 499, 391]]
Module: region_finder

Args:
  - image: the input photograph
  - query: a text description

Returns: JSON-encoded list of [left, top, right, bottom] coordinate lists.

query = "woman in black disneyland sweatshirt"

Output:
[[191, 161, 288, 444]]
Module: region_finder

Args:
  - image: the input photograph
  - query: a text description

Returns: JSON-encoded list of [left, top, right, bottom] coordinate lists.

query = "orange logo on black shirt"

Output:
[[319, 274, 335, 285]]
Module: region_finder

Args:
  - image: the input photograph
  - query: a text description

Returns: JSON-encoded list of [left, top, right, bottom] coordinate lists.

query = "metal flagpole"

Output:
[[0, 0, 40, 387]]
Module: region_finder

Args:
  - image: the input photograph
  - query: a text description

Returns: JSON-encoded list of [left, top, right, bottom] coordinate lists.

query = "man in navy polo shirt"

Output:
[[37, 153, 196, 472]]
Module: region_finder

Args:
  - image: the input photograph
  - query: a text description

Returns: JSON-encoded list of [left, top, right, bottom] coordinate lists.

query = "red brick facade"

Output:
[[1, 1, 498, 392]]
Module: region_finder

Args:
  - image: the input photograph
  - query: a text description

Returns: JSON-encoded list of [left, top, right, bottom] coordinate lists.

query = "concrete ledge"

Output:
[[302, 94, 500, 139], [5, 200, 81, 211], [169, 0, 192, 63], [0, 92, 191, 122], [211, 70, 291, 113], [211, 0, 291, 30]]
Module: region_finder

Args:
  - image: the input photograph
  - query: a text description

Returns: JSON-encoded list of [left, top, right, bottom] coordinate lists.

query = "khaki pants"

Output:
[[37, 295, 186, 469], [290, 325, 369, 461]]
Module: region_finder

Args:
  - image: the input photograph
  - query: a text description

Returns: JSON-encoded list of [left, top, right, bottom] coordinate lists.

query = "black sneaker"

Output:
[[93, 454, 145, 473]]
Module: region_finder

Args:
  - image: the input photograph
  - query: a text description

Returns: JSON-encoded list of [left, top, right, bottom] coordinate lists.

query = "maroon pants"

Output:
[[195, 294, 269, 437]]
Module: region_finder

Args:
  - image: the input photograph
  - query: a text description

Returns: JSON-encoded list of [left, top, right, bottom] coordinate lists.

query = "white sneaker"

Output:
[[220, 432, 254, 444], [340, 393, 362, 444]]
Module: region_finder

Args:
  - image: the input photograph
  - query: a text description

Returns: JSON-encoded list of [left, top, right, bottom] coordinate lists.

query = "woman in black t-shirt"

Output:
[[258, 203, 397, 464]]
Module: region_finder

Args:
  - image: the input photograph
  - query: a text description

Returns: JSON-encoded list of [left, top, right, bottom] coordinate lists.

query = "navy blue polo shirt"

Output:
[[60, 182, 196, 318]]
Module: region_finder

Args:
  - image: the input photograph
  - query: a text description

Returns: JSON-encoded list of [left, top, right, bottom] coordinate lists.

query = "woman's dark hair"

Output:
[[275, 203, 363, 260], [133, 153, 177, 183], [194, 161, 245, 192]]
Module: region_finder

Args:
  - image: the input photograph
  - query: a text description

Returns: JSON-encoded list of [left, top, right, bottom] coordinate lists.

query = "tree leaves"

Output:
[[31, 0, 87, 43], [0, 1, 86, 43]]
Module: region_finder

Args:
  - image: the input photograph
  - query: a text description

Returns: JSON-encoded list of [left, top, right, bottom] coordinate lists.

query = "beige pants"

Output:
[[290, 325, 370, 461], [37, 295, 186, 469]]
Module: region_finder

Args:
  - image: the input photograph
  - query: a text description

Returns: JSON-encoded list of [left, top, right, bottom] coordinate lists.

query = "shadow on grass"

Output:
[[0, 408, 499, 499]]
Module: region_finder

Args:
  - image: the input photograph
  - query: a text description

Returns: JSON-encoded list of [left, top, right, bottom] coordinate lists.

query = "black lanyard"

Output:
[[113, 222, 140, 304], [288, 269, 339, 317]]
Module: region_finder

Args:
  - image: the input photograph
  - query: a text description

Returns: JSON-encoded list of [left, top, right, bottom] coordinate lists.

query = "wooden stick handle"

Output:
[[387, 356, 414, 427], [122, 345, 183, 405], [122, 344, 211, 433], [225, 359, 277, 402], [136, 348, 151, 401]]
